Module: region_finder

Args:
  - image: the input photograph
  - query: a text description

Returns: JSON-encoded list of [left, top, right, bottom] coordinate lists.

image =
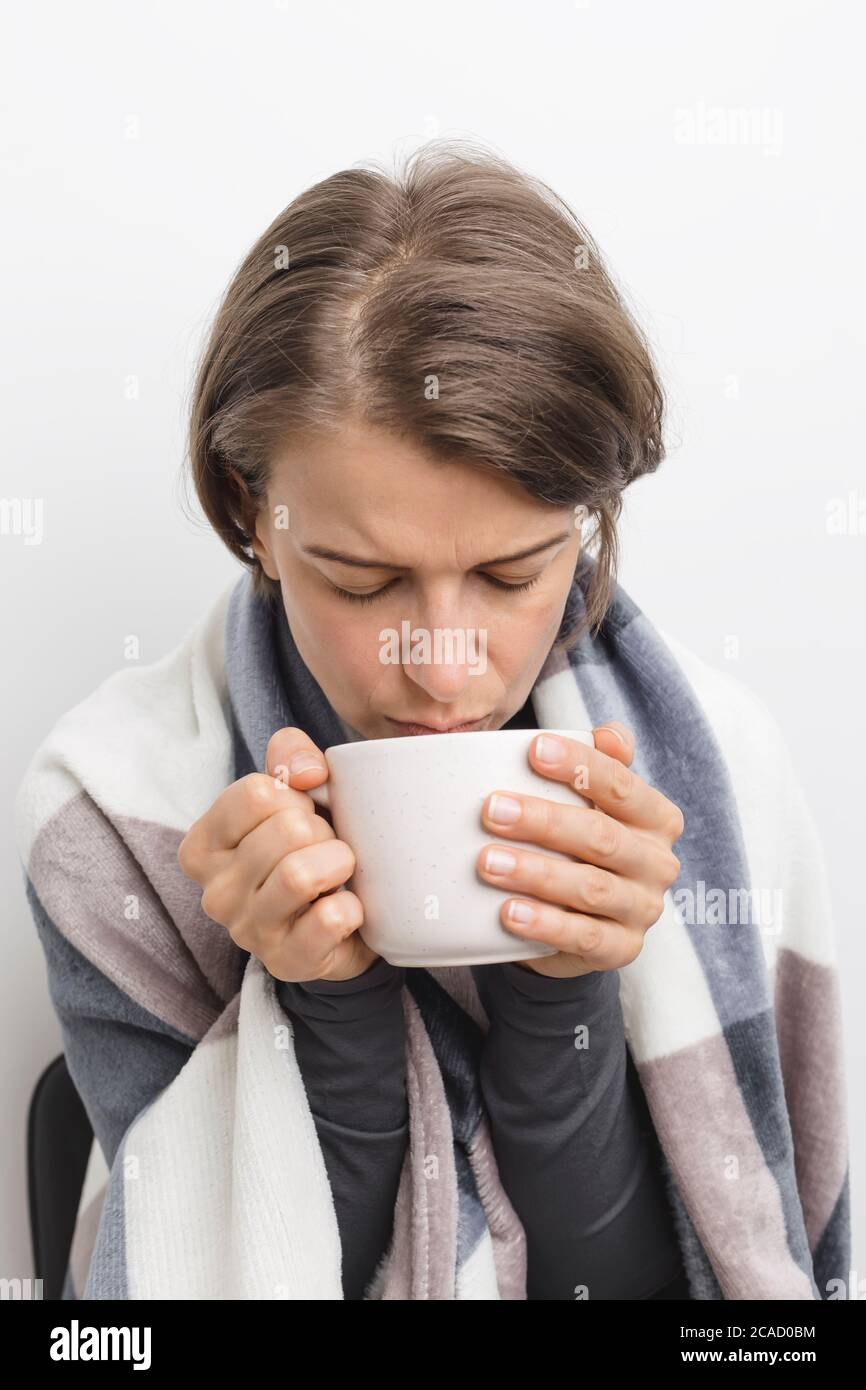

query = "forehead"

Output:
[[269, 418, 568, 566]]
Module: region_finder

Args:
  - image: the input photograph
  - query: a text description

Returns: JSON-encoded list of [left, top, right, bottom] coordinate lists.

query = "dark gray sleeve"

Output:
[[473, 961, 686, 1300], [273, 956, 409, 1300]]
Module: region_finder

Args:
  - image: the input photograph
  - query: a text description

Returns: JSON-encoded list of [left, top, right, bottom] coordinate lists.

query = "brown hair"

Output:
[[185, 139, 665, 644]]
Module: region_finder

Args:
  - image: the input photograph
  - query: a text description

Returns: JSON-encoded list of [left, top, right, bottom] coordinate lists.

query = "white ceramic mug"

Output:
[[303, 727, 595, 967]]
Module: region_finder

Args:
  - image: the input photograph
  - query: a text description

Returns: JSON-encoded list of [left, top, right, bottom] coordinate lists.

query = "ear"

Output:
[[229, 471, 279, 581], [250, 517, 280, 581], [592, 722, 634, 765]]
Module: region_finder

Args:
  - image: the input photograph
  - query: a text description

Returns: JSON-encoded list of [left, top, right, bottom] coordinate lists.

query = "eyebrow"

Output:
[[300, 531, 573, 570]]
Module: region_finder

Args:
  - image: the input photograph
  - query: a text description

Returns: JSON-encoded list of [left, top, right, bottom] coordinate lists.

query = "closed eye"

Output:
[[326, 573, 544, 606]]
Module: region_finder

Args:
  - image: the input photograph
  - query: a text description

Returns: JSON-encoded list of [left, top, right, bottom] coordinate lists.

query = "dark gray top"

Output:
[[274, 695, 688, 1300]]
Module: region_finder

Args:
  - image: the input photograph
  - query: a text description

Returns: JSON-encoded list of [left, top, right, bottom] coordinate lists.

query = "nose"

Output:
[[399, 611, 486, 703], [403, 652, 473, 703]]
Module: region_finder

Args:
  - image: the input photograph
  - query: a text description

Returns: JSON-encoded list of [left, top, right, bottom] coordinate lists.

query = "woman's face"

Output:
[[252, 417, 582, 739]]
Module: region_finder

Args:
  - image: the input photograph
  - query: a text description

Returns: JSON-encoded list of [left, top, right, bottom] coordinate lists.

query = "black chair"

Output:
[[27, 1054, 94, 1300]]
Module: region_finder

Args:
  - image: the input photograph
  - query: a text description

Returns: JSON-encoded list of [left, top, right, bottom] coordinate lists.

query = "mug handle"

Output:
[[298, 775, 349, 901], [305, 779, 331, 811]]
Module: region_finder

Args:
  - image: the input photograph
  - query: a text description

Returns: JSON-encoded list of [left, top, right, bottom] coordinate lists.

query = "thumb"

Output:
[[265, 726, 328, 791], [592, 721, 634, 765]]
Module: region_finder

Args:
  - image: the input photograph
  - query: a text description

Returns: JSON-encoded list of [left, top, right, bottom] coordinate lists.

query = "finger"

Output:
[[266, 726, 328, 792], [235, 805, 335, 890], [268, 890, 365, 979], [482, 790, 674, 883], [255, 836, 356, 924], [200, 831, 348, 931], [529, 732, 683, 835], [180, 772, 317, 871], [477, 843, 663, 930], [196, 806, 335, 927], [592, 722, 635, 765], [498, 898, 647, 971]]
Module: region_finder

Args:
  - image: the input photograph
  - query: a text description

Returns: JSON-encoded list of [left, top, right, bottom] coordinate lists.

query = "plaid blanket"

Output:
[[14, 564, 851, 1298]]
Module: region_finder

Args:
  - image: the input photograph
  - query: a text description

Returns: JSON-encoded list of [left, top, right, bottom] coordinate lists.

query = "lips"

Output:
[[386, 716, 489, 735]]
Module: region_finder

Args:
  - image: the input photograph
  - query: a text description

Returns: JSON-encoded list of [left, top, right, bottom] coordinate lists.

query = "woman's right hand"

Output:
[[176, 727, 376, 982]]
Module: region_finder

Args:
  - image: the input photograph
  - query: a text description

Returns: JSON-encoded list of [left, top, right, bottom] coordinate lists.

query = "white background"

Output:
[[2, 0, 863, 1289]]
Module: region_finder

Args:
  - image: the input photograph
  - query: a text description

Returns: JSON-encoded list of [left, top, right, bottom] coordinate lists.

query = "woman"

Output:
[[15, 142, 849, 1301]]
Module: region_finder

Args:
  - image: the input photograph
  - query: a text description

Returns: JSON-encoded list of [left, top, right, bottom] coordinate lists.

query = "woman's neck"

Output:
[[501, 693, 536, 731]]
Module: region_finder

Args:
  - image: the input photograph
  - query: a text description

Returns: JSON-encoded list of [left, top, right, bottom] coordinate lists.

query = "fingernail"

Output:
[[507, 901, 536, 925], [289, 752, 323, 774], [597, 725, 627, 750], [484, 847, 517, 875], [488, 794, 522, 825], [535, 735, 565, 764]]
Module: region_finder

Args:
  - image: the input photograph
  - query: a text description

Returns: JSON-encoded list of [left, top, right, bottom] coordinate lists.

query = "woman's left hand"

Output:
[[476, 724, 685, 978]]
